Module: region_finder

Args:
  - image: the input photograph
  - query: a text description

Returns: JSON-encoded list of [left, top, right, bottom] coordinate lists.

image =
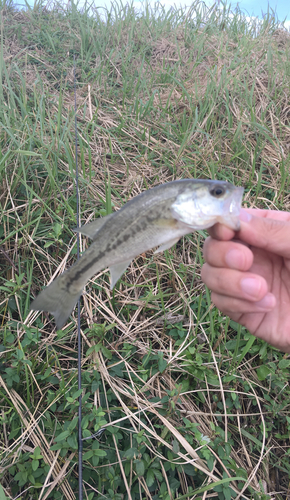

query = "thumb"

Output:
[[238, 209, 290, 258]]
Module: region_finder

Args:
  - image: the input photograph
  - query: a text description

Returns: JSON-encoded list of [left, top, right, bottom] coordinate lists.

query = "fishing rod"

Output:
[[73, 53, 83, 500], [73, 54, 107, 498]]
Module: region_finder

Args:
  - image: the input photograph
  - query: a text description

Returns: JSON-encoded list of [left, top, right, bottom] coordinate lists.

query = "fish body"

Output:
[[31, 179, 244, 329]]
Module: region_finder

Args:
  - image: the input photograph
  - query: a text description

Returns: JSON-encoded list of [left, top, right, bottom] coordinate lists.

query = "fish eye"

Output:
[[210, 186, 225, 197]]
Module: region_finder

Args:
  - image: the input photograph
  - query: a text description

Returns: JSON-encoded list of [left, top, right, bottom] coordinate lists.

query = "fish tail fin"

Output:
[[30, 274, 83, 330]]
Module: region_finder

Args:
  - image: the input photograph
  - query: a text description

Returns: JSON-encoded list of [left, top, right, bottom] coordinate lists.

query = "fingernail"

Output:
[[225, 249, 243, 269], [239, 209, 252, 223], [241, 278, 261, 298], [255, 293, 276, 309]]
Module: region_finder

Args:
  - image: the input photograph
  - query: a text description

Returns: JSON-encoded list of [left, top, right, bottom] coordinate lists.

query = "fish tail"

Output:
[[30, 273, 83, 330]]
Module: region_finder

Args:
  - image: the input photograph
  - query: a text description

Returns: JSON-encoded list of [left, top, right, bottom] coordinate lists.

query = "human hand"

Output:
[[201, 209, 290, 352]]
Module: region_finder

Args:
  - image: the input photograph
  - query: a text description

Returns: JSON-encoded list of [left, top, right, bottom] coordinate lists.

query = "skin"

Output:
[[201, 208, 290, 353]]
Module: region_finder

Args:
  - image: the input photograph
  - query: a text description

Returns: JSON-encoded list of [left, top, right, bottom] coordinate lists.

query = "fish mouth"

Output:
[[217, 186, 244, 231]]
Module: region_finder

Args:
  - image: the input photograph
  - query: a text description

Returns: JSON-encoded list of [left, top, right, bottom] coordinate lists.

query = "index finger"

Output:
[[207, 208, 290, 241], [244, 208, 290, 221]]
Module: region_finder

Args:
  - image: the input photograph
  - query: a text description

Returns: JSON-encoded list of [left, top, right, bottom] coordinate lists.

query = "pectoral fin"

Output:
[[110, 260, 132, 289], [153, 237, 180, 254], [74, 213, 115, 240]]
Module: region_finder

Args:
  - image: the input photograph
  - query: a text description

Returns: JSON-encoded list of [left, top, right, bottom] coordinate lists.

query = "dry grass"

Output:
[[1, 1, 290, 498]]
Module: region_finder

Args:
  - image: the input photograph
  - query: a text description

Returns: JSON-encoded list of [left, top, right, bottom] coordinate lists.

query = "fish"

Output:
[[30, 179, 244, 329]]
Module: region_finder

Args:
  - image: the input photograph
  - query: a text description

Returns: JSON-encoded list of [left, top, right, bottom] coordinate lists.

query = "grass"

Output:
[[1, 0, 290, 498]]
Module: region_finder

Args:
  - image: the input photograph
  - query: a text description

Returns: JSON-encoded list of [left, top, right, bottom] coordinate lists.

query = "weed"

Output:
[[1, 0, 290, 499]]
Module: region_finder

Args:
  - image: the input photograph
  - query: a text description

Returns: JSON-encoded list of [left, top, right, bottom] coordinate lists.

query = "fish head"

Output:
[[171, 180, 244, 231]]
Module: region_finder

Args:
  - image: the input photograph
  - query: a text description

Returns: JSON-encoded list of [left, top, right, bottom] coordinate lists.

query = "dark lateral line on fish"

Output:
[[65, 212, 169, 290], [65, 224, 146, 289], [66, 250, 106, 290]]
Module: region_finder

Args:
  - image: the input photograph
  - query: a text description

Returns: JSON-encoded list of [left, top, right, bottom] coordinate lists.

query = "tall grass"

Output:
[[0, 0, 290, 499]]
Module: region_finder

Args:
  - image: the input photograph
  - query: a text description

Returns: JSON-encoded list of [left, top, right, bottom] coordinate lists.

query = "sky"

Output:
[[129, 0, 290, 27], [232, 0, 289, 23], [15, 0, 290, 29]]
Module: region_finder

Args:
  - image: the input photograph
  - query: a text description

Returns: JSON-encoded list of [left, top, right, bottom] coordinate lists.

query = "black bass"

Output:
[[31, 179, 244, 329]]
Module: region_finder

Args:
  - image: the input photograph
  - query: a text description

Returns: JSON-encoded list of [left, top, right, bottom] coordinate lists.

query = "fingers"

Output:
[[244, 208, 290, 222], [206, 209, 252, 240], [208, 208, 290, 259], [202, 236, 276, 314], [207, 222, 235, 241], [211, 291, 276, 314], [201, 207, 288, 321], [237, 211, 290, 258], [201, 263, 272, 304], [203, 238, 253, 271]]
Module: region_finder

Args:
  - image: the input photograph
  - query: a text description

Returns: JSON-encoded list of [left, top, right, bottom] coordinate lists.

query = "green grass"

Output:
[[1, 0, 290, 498]]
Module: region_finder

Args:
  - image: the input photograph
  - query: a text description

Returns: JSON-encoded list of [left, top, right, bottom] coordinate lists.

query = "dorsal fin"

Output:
[[74, 213, 115, 240]]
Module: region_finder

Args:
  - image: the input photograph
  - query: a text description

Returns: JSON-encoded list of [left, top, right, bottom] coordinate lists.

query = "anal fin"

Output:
[[110, 260, 132, 289]]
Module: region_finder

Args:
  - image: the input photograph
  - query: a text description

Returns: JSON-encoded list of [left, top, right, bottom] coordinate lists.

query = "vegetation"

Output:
[[1, 0, 290, 498]]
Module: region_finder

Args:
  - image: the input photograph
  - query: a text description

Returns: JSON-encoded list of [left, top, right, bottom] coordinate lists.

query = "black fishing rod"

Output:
[[73, 53, 83, 500]]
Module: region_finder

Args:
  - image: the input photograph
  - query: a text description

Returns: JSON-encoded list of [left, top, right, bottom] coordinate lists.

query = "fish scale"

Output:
[[31, 179, 244, 329]]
